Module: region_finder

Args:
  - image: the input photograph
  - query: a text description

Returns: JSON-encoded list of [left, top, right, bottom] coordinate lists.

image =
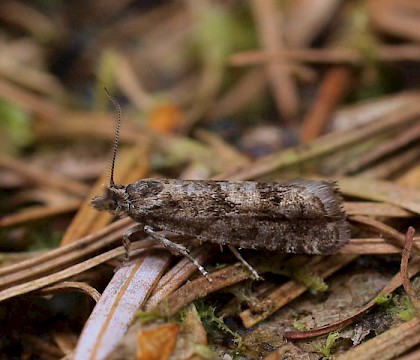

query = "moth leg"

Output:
[[227, 245, 262, 281], [121, 224, 145, 263], [144, 225, 212, 282]]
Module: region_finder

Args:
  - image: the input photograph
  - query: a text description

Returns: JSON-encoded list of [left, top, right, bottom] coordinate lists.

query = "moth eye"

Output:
[[106, 200, 117, 210]]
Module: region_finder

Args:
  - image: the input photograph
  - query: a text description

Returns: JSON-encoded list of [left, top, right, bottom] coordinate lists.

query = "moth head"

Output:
[[91, 184, 128, 215]]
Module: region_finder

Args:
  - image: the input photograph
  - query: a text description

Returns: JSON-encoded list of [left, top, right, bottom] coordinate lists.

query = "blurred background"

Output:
[[0, 0, 420, 358], [0, 0, 419, 160]]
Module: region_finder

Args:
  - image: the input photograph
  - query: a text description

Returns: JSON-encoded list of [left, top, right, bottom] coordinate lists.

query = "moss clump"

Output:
[[374, 293, 392, 305], [384, 295, 416, 321], [136, 308, 167, 324], [317, 331, 340, 359], [195, 301, 243, 348], [293, 321, 305, 331]]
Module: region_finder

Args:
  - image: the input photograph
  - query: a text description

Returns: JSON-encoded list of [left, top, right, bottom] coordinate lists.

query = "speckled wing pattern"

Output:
[[126, 179, 349, 254]]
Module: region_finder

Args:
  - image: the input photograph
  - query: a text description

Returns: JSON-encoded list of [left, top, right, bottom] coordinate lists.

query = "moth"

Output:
[[92, 90, 350, 281]]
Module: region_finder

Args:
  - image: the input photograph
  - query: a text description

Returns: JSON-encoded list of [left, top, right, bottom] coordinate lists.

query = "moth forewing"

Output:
[[123, 179, 349, 255]]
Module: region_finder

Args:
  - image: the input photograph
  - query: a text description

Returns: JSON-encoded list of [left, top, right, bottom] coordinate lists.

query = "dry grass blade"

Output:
[[340, 238, 420, 254], [350, 215, 420, 254], [0, 199, 81, 229], [398, 348, 420, 360], [155, 264, 252, 317], [0, 218, 132, 288], [114, 52, 155, 110], [331, 91, 420, 131], [343, 202, 414, 217], [39, 281, 101, 302], [217, 101, 420, 180], [0, 153, 88, 197], [369, 0, 420, 42], [358, 146, 420, 179], [144, 244, 215, 311], [0, 73, 65, 120], [339, 122, 420, 175], [397, 164, 420, 188], [284, 0, 342, 47], [339, 177, 420, 214], [250, 0, 299, 123], [231, 45, 420, 66], [0, 1, 57, 40], [335, 318, 420, 360], [210, 68, 267, 119], [0, 239, 156, 303], [74, 251, 171, 360]]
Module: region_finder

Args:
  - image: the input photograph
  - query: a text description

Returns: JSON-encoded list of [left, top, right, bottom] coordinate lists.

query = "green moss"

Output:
[[386, 295, 416, 321], [398, 298, 416, 321], [136, 308, 166, 324], [293, 321, 305, 331], [28, 229, 62, 250], [374, 293, 392, 305], [95, 50, 118, 110], [317, 331, 340, 359], [195, 301, 242, 348], [281, 267, 328, 292], [0, 99, 32, 154], [193, 344, 215, 359]]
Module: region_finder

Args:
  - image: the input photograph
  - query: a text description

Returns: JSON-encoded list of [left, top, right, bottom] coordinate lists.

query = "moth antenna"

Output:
[[104, 87, 121, 187]]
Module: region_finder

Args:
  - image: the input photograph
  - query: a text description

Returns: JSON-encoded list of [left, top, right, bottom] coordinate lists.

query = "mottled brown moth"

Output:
[[92, 90, 349, 281]]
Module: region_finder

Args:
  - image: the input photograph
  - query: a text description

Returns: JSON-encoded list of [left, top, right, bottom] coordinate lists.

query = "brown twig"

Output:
[[301, 66, 353, 143], [401, 226, 420, 317], [155, 264, 251, 317]]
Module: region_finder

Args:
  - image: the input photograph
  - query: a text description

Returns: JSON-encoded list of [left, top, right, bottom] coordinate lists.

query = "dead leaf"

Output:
[[148, 103, 185, 134], [136, 323, 180, 360]]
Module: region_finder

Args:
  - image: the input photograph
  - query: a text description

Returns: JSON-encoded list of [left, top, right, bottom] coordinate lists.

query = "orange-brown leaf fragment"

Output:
[[136, 324, 180, 360], [148, 103, 185, 134]]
